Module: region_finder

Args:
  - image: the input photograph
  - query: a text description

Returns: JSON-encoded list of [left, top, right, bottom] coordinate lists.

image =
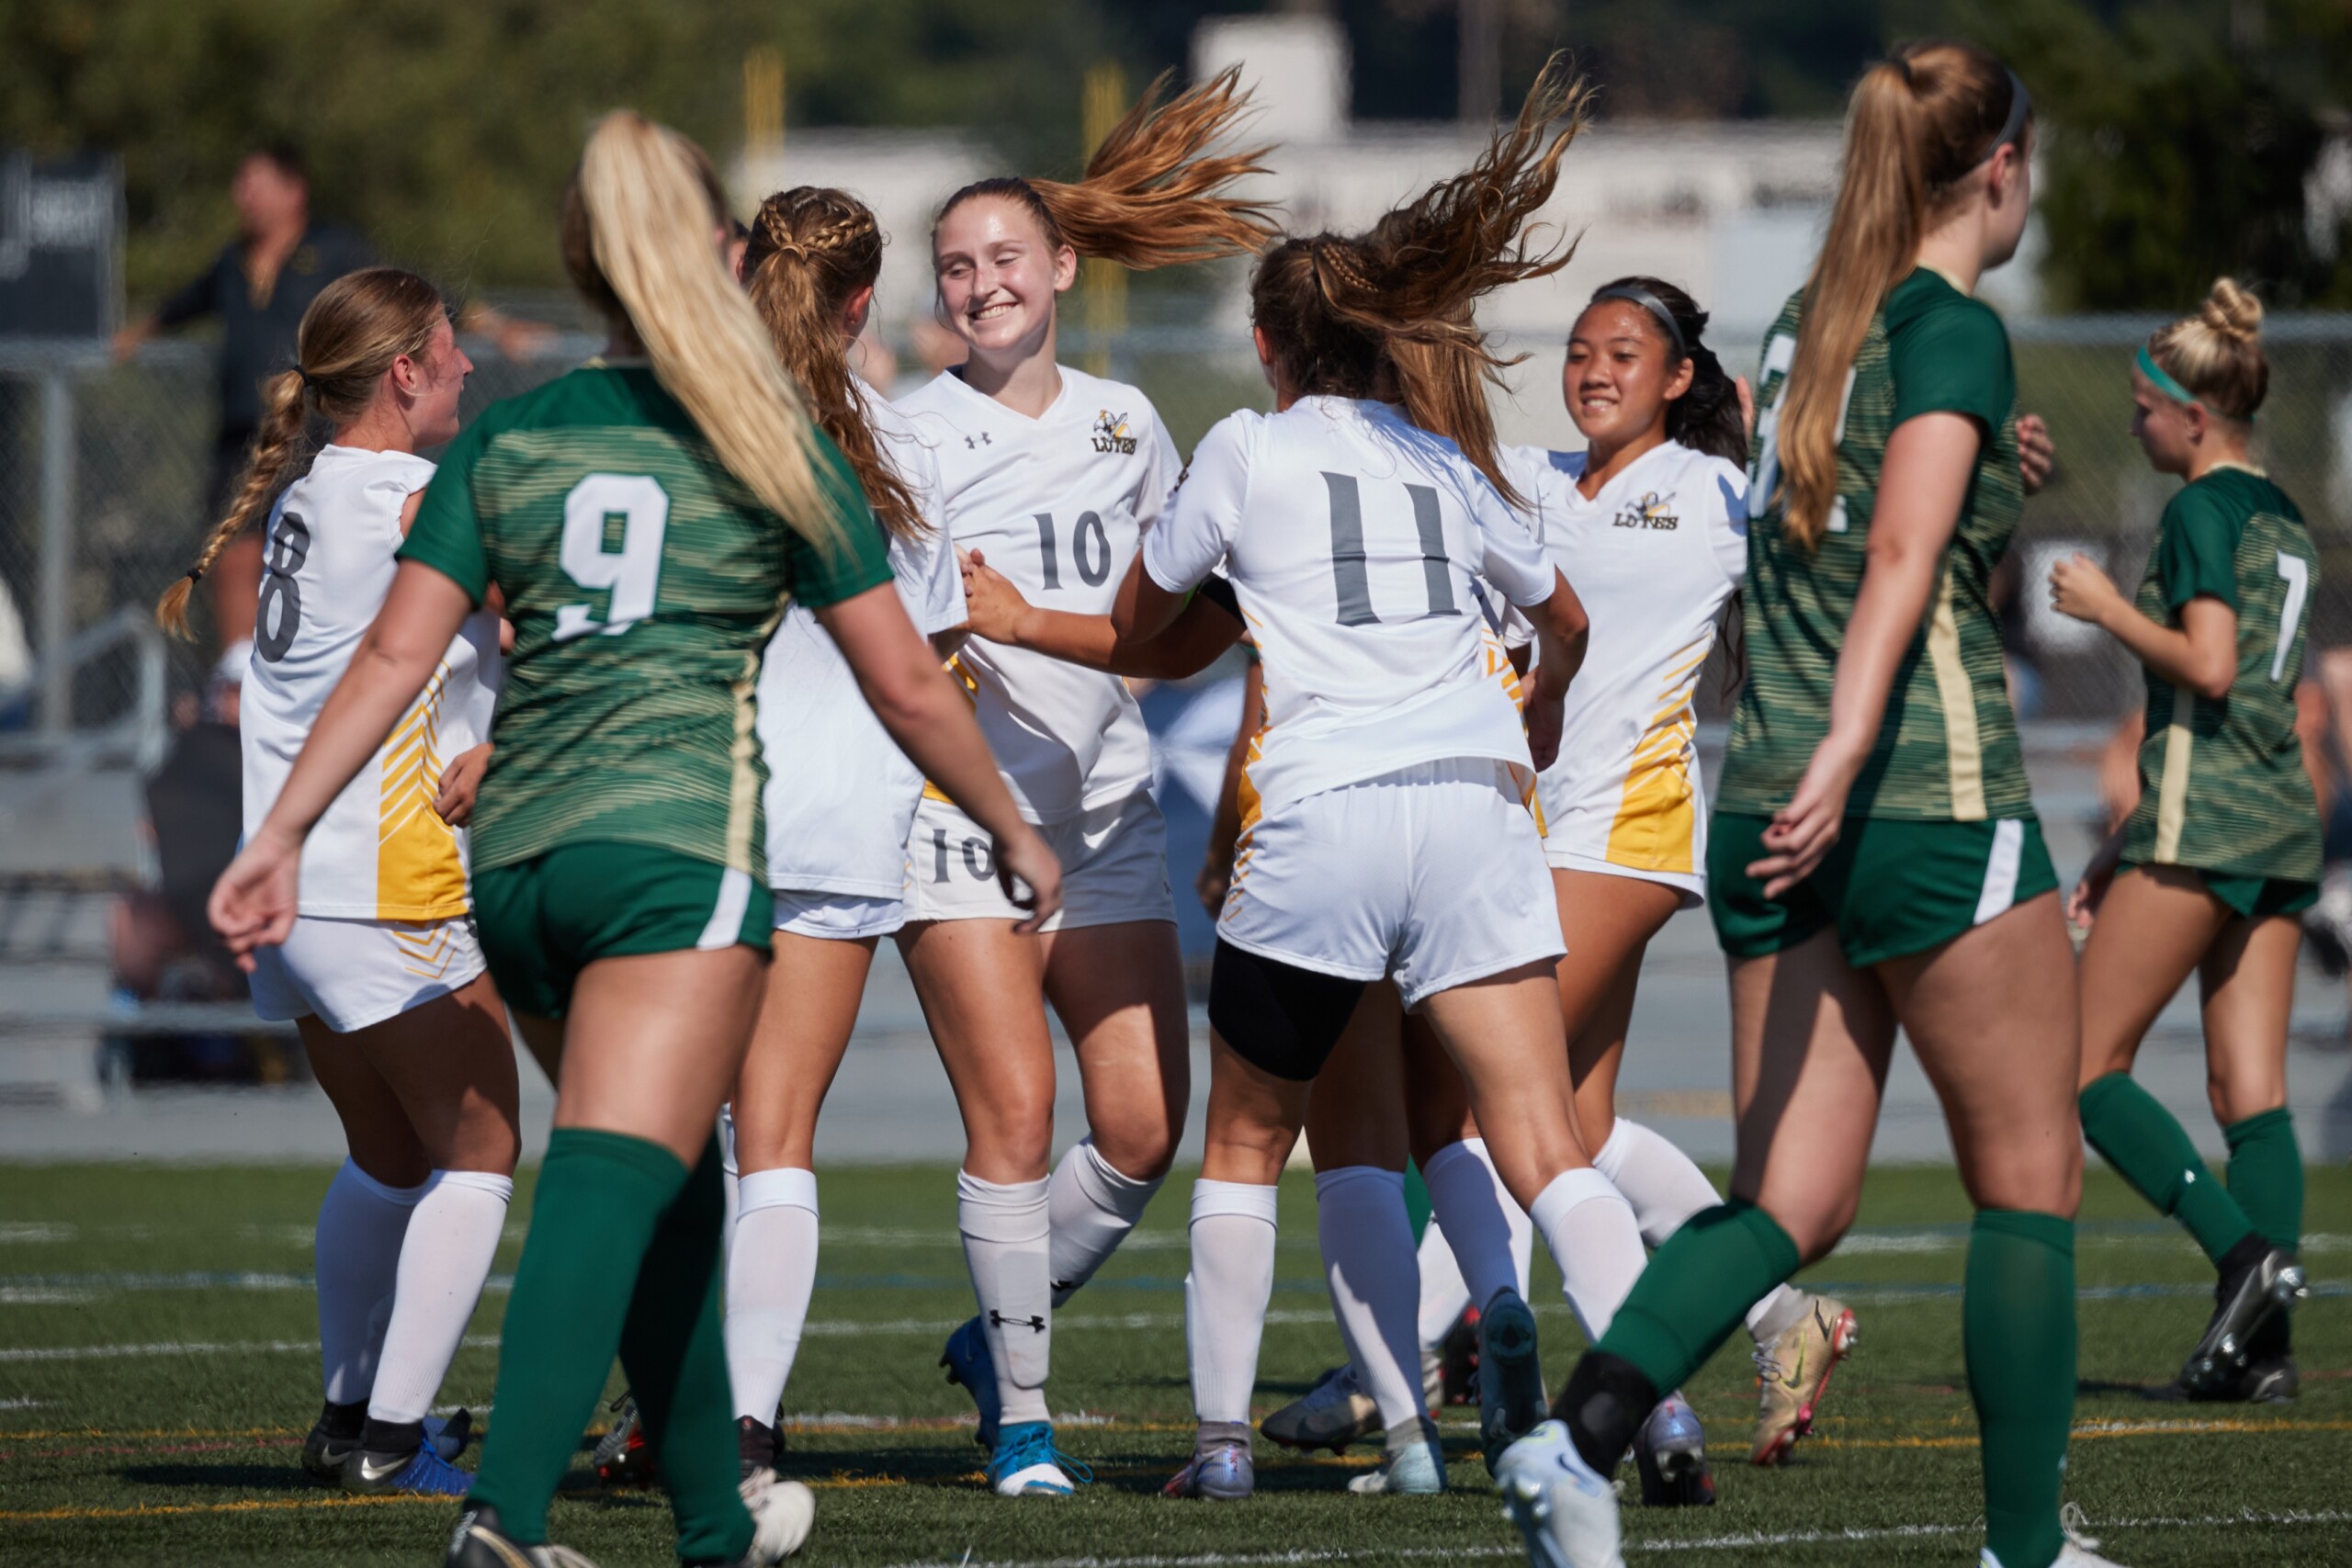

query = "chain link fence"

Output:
[[3, 316, 2348, 746]]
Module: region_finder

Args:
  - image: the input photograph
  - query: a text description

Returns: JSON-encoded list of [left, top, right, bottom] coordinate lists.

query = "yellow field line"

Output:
[[1813, 1417, 2352, 1451], [0, 1494, 442, 1522]]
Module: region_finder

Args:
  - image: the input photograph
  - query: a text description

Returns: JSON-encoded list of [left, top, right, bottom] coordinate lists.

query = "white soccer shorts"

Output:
[[771, 888, 908, 941], [248, 913, 489, 1034], [1219, 757, 1564, 1009], [904, 787, 1177, 931]]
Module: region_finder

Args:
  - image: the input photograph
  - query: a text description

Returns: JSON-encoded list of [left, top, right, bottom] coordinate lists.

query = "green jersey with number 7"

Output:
[[398, 361, 894, 878]]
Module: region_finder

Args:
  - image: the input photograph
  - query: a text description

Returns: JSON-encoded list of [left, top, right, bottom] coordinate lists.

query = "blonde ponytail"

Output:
[[157, 266, 449, 638], [1778, 41, 2026, 548], [2147, 277, 2268, 421], [566, 113, 855, 557]]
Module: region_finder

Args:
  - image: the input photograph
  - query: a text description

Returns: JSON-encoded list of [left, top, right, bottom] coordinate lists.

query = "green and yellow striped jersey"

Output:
[[2120, 467, 2321, 883], [1718, 268, 2031, 822], [399, 364, 893, 875]]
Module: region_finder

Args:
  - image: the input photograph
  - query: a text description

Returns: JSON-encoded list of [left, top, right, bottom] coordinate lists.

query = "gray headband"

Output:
[[1588, 283, 1687, 360], [1973, 69, 2031, 167]]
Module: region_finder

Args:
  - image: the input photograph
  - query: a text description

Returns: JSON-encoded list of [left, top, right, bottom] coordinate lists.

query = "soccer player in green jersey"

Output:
[[2048, 280, 2313, 1403], [1500, 44, 2122, 1568], [209, 113, 1056, 1568]]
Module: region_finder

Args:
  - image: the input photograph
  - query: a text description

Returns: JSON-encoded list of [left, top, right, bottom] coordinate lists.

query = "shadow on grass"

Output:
[[117, 1463, 317, 1492]]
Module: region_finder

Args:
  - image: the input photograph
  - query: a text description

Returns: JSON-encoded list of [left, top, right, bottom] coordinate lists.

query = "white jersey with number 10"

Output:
[[1143, 396, 1556, 818]]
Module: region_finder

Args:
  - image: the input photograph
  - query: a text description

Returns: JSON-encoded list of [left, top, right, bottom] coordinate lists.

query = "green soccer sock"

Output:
[[467, 1129, 691, 1546], [2078, 1071, 2254, 1266], [1966, 1210, 2076, 1568], [2223, 1107, 2301, 1256], [1589, 1201, 1801, 1399], [617, 1135, 752, 1565]]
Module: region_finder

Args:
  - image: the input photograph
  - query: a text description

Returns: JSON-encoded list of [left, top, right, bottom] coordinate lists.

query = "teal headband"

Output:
[[2135, 344, 2199, 408]]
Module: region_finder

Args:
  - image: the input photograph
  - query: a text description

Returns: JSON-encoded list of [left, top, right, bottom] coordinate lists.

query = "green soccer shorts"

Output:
[[1709, 812, 2058, 968], [2118, 860, 2318, 921], [471, 840, 773, 1019]]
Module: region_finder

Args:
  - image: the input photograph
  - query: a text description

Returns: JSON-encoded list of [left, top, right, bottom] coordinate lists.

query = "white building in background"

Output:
[[735, 13, 2042, 444]]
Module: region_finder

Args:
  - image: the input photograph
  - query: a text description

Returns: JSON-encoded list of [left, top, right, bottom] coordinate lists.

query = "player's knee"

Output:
[[2206, 1068, 2284, 1129]]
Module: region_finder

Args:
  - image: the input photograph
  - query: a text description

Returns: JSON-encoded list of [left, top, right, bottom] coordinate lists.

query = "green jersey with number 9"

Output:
[[2120, 466, 2322, 883], [1718, 268, 2030, 823], [398, 362, 894, 878]]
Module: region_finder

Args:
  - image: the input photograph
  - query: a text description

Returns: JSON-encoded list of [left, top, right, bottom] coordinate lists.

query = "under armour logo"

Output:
[[989, 1309, 1046, 1334], [965, 432, 993, 449]]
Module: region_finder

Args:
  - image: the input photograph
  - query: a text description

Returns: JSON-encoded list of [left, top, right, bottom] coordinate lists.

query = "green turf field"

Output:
[[0, 1161, 2344, 1566]]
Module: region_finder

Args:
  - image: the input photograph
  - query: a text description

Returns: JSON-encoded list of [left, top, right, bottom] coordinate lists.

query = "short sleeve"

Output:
[[397, 423, 492, 604], [1135, 414, 1184, 536], [1464, 471, 1554, 608], [781, 434, 895, 610], [1702, 457, 1750, 584], [2154, 485, 2242, 614], [1888, 296, 2015, 434], [1145, 412, 1253, 595]]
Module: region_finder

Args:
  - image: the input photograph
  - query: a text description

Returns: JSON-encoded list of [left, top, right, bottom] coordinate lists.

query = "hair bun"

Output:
[[2203, 277, 2263, 344]]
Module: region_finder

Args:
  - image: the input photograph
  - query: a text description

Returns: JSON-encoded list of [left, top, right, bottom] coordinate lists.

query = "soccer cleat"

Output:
[[343, 1437, 473, 1496], [428, 1410, 475, 1461], [304, 1407, 467, 1481], [1478, 1289, 1548, 1474], [591, 1393, 656, 1487], [1494, 1420, 1625, 1568], [1980, 1506, 2132, 1567], [1345, 1424, 1446, 1495], [444, 1504, 605, 1568], [940, 1315, 1002, 1451], [739, 1414, 782, 1481], [1632, 1393, 1714, 1506], [1163, 1438, 1254, 1501], [730, 1465, 816, 1562], [1750, 1295, 1858, 1466], [1261, 1363, 1383, 1454], [987, 1419, 1085, 1497], [2179, 1247, 2305, 1396]]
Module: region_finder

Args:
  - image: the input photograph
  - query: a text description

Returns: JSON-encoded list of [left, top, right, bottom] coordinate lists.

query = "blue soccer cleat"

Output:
[[940, 1315, 1003, 1450], [989, 1419, 1086, 1497]]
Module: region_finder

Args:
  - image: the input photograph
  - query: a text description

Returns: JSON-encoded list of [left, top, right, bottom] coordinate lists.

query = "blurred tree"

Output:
[[1968, 0, 2352, 309]]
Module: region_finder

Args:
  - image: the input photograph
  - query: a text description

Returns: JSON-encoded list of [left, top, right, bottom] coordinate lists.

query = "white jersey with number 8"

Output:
[[893, 366, 1181, 825], [1144, 397, 1556, 818], [240, 446, 503, 919]]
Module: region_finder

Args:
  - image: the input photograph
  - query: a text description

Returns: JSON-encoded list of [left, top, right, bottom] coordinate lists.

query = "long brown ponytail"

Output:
[[933, 66, 1279, 271], [156, 266, 447, 637], [1248, 53, 1591, 505], [1777, 41, 2028, 547], [742, 187, 926, 542]]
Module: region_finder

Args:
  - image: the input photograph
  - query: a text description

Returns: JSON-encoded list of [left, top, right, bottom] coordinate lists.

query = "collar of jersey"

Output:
[[939, 363, 1079, 428], [1556, 436, 1687, 512]]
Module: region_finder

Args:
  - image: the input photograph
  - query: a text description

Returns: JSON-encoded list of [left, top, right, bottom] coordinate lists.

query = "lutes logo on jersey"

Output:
[[1091, 410, 1137, 455], [1611, 490, 1679, 531]]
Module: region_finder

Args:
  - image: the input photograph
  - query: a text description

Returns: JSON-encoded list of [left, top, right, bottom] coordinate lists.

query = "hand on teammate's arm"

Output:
[[209, 561, 477, 963], [1753, 412, 1979, 897], [1521, 570, 1588, 773], [817, 583, 1062, 931], [961, 549, 1238, 678], [2049, 556, 2236, 701], [435, 744, 492, 827]]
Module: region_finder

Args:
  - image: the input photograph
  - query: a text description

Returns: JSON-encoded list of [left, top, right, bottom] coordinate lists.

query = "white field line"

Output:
[[874, 1509, 2352, 1568]]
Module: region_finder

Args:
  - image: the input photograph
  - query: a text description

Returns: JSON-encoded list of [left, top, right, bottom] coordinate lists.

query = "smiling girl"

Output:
[[2048, 279, 2314, 1403], [890, 68, 1277, 1498], [162, 268, 518, 1500]]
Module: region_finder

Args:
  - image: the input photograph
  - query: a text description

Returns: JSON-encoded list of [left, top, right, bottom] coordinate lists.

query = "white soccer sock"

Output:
[[1529, 1168, 1648, 1342], [314, 1160, 425, 1405], [1423, 1138, 1535, 1316], [365, 1169, 512, 1427], [1590, 1120, 1799, 1337], [958, 1170, 1053, 1427], [1186, 1180, 1279, 1426], [726, 1168, 820, 1425], [1047, 1138, 1162, 1309], [1414, 1218, 1474, 1357], [1313, 1167, 1424, 1437]]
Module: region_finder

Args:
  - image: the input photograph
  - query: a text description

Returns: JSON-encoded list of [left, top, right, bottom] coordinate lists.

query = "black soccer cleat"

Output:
[[446, 1504, 603, 1568], [739, 1414, 782, 1482], [2178, 1245, 2306, 1396]]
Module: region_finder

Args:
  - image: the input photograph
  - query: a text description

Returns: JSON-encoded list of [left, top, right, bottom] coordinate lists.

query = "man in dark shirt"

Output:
[[112, 143, 374, 651]]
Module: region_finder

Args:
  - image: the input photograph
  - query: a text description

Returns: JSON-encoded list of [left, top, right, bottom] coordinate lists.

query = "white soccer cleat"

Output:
[[1980, 1506, 2132, 1568], [739, 1467, 816, 1562], [1493, 1420, 1623, 1568], [1344, 1422, 1445, 1495]]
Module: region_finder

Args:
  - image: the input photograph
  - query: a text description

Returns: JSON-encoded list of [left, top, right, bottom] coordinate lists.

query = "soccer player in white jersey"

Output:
[[716, 186, 971, 1481], [888, 70, 1279, 1498], [1114, 60, 1657, 1505], [158, 268, 517, 1498]]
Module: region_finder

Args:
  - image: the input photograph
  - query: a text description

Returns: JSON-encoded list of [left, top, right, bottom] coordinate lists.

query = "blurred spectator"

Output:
[[112, 145, 377, 655], [111, 641, 248, 1010]]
